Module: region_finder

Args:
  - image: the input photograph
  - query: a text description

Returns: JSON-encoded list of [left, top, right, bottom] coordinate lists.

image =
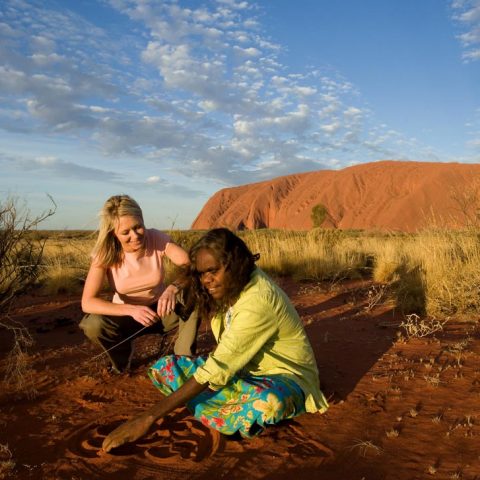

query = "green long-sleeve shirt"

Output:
[[193, 268, 329, 413]]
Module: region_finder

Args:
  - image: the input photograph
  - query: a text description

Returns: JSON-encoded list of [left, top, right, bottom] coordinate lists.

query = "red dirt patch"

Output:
[[1, 280, 480, 479]]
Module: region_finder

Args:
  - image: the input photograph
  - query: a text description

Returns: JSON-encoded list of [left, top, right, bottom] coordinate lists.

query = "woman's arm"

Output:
[[157, 242, 190, 317], [165, 241, 189, 267], [81, 262, 159, 327], [102, 376, 208, 452]]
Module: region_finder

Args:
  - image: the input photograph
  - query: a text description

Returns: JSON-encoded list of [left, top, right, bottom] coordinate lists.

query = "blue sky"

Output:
[[1, 0, 479, 229]]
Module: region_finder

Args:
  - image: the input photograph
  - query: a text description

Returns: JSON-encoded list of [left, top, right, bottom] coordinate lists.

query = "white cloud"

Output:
[[294, 86, 317, 96], [31, 53, 64, 66], [0, 0, 445, 192], [35, 156, 57, 165], [31, 35, 56, 53], [0, 66, 27, 91], [89, 105, 112, 113], [463, 48, 480, 59], [320, 122, 341, 134], [1, 152, 121, 181], [344, 106, 363, 118], [233, 45, 261, 57], [146, 175, 161, 183], [0, 22, 18, 36], [0, 150, 204, 196], [452, 0, 480, 61], [217, 0, 249, 9]]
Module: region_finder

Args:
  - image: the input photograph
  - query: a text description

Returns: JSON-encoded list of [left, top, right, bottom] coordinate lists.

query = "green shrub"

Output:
[[310, 203, 328, 228]]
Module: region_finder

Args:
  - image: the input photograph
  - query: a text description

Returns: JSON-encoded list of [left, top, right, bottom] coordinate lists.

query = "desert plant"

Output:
[[385, 428, 400, 438], [450, 179, 480, 228], [2, 318, 37, 398], [0, 443, 15, 479], [400, 313, 447, 339], [24, 226, 480, 318], [310, 203, 328, 228], [0, 196, 56, 311], [348, 439, 383, 457], [39, 238, 92, 295], [0, 196, 55, 397]]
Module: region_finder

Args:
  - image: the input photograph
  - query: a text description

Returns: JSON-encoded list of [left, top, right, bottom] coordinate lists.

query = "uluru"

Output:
[[191, 160, 480, 232]]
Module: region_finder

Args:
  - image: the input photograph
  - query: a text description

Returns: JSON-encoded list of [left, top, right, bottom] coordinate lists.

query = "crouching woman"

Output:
[[103, 228, 328, 451]]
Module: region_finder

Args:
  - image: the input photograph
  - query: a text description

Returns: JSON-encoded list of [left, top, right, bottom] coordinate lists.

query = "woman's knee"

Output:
[[79, 313, 106, 340], [160, 311, 180, 333]]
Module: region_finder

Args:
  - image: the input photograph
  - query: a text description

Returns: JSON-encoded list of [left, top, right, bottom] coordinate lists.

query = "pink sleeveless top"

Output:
[[106, 229, 171, 305]]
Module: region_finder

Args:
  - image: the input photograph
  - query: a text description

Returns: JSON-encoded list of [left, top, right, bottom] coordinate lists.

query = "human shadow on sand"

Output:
[[296, 284, 405, 402]]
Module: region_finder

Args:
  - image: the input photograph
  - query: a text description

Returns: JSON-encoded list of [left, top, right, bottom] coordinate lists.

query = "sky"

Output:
[[1, 0, 479, 229]]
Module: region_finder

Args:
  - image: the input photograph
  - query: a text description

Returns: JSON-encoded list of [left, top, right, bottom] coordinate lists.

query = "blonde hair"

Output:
[[92, 195, 144, 267]]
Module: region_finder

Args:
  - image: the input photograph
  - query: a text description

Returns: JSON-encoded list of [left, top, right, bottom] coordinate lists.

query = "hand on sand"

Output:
[[102, 414, 154, 453]]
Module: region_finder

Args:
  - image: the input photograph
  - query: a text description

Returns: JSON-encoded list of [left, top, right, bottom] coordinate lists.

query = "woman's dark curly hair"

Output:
[[186, 228, 259, 321]]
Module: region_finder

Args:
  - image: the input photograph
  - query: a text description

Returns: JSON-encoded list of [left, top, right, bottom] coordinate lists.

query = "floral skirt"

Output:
[[148, 355, 306, 438]]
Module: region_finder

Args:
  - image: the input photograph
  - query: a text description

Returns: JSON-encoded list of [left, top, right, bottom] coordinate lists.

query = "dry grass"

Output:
[[348, 439, 384, 457], [400, 313, 448, 339], [31, 227, 480, 319], [1, 317, 38, 399], [0, 443, 15, 479], [243, 229, 368, 281], [385, 428, 400, 438], [39, 238, 94, 295]]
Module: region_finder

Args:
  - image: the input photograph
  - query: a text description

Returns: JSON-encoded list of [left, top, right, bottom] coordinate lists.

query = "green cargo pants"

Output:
[[79, 302, 199, 372]]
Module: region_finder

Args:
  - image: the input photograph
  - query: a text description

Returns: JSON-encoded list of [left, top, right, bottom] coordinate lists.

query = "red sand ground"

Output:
[[1, 279, 480, 480], [192, 160, 480, 232]]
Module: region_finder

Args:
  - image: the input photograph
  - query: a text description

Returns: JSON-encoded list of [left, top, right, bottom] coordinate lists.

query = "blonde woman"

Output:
[[80, 195, 198, 373]]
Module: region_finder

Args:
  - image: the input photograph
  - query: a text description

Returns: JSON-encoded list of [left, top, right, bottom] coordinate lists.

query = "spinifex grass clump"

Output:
[[0, 443, 15, 479], [417, 230, 480, 317], [366, 229, 480, 317], [3, 319, 37, 399], [243, 228, 368, 281], [40, 237, 94, 295]]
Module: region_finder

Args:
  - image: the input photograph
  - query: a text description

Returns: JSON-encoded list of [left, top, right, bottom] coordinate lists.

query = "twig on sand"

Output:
[[347, 439, 384, 457]]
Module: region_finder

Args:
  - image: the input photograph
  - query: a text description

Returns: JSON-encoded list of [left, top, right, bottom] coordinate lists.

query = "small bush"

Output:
[[0, 443, 15, 479], [400, 313, 447, 339], [310, 203, 328, 228], [0, 196, 55, 398], [0, 196, 56, 311]]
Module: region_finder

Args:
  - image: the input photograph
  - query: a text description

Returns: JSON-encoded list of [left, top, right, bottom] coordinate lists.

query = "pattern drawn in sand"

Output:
[[54, 409, 224, 479]]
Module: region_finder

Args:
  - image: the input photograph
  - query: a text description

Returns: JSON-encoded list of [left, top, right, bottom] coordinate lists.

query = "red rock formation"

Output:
[[191, 160, 480, 231]]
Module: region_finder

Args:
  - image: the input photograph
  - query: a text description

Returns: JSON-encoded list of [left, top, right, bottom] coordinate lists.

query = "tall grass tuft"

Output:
[[40, 238, 93, 295], [243, 229, 368, 281]]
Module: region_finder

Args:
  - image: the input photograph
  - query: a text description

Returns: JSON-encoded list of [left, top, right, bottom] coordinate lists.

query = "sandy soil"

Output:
[[1, 279, 480, 480]]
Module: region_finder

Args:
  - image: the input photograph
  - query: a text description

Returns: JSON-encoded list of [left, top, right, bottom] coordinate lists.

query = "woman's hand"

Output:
[[157, 284, 178, 318], [128, 305, 159, 327], [102, 377, 207, 453], [102, 413, 154, 453]]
